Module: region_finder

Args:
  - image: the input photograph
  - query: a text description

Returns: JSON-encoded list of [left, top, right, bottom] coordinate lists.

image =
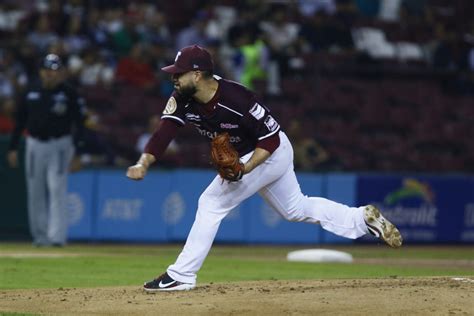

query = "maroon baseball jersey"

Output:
[[161, 76, 281, 156]]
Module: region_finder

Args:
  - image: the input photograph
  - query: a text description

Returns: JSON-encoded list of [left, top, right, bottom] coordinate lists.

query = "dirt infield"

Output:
[[1, 277, 472, 315]]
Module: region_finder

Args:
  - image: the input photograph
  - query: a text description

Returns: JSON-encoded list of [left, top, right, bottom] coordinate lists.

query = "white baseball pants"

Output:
[[167, 132, 368, 284]]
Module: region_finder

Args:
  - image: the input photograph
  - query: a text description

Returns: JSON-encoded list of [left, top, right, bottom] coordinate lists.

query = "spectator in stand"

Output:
[[135, 4, 171, 46], [299, 2, 356, 54], [27, 14, 59, 54], [401, 0, 427, 17], [16, 40, 39, 81], [63, 14, 90, 55], [257, 3, 303, 94], [298, 11, 334, 52], [0, 73, 14, 100], [378, 0, 402, 22], [149, 38, 174, 97], [115, 43, 155, 89], [232, 27, 269, 90], [0, 97, 15, 134], [226, 4, 269, 89], [112, 8, 142, 57], [354, 0, 380, 18], [205, 39, 234, 80], [68, 47, 114, 87], [63, 0, 86, 17], [0, 62, 15, 97], [101, 6, 125, 35], [44, 0, 69, 34], [297, 0, 336, 17], [260, 3, 300, 77], [0, 2, 26, 33], [431, 23, 457, 70], [0, 49, 28, 97], [175, 10, 213, 51], [229, 1, 265, 37], [330, 1, 357, 52], [85, 8, 112, 49], [202, 4, 238, 42]]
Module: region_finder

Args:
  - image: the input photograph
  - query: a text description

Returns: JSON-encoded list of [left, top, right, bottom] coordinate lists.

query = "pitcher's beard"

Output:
[[176, 85, 197, 98]]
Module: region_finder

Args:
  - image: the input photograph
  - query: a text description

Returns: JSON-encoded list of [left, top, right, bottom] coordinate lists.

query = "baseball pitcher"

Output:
[[127, 45, 402, 291]]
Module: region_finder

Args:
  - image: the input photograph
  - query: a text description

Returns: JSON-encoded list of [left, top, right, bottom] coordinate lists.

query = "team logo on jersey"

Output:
[[52, 102, 67, 115], [249, 103, 265, 120], [163, 97, 177, 115], [220, 123, 239, 129], [196, 127, 242, 143], [264, 115, 279, 131], [51, 92, 68, 115]]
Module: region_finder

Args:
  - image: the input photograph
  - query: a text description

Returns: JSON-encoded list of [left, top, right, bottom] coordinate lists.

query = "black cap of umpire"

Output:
[[41, 54, 63, 70]]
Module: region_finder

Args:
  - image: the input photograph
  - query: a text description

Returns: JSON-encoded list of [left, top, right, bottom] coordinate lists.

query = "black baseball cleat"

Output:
[[143, 272, 195, 292], [364, 205, 403, 248]]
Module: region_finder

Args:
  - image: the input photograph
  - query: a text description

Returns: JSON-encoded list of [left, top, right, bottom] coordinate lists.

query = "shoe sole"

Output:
[[143, 283, 196, 292], [365, 205, 403, 248]]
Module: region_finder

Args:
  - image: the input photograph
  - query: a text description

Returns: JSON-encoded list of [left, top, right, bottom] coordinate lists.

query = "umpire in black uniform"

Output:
[[7, 54, 86, 247]]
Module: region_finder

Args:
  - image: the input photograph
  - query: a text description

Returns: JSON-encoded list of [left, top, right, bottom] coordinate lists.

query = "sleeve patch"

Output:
[[264, 115, 279, 131], [249, 103, 265, 120], [163, 97, 177, 115]]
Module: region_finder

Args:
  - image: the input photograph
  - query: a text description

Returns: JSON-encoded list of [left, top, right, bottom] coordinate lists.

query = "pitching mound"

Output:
[[1, 277, 472, 315]]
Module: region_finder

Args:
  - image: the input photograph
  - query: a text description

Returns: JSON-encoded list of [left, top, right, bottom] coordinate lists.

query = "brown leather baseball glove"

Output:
[[210, 133, 245, 182]]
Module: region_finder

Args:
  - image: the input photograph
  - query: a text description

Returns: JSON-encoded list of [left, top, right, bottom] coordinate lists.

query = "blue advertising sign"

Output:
[[323, 174, 357, 244], [357, 175, 474, 243], [67, 169, 473, 245], [165, 169, 214, 241], [166, 169, 248, 243], [459, 177, 474, 243], [216, 202, 247, 243], [247, 173, 324, 244], [94, 170, 172, 241], [67, 171, 95, 240]]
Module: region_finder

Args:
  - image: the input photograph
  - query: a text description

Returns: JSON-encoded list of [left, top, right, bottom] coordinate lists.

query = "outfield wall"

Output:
[[65, 170, 474, 244]]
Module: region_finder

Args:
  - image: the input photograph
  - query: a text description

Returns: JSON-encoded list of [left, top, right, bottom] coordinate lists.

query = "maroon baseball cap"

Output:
[[161, 45, 214, 74]]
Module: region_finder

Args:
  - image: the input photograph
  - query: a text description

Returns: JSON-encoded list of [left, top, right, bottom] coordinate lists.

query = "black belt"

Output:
[[33, 134, 68, 141]]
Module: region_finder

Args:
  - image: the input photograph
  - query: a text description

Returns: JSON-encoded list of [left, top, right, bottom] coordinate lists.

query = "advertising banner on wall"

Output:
[[357, 175, 474, 243], [67, 169, 473, 244], [67, 171, 95, 239], [247, 173, 325, 244], [164, 170, 216, 241], [94, 170, 172, 241], [323, 174, 357, 244]]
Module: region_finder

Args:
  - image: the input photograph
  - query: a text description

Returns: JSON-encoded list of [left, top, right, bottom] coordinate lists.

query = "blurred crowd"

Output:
[[0, 0, 473, 172]]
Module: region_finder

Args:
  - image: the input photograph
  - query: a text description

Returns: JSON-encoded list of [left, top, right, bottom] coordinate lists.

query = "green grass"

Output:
[[0, 313, 39, 316], [0, 243, 472, 290]]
